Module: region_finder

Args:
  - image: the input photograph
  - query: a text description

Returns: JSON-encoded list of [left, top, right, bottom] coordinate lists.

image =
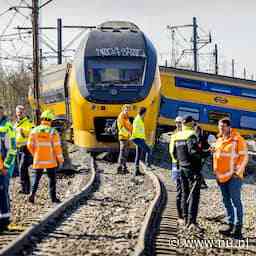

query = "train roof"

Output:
[[97, 21, 140, 31], [160, 66, 256, 88]]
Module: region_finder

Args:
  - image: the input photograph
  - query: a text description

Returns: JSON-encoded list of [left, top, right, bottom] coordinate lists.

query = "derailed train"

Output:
[[31, 21, 161, 152], [30, 20, 256, 153]]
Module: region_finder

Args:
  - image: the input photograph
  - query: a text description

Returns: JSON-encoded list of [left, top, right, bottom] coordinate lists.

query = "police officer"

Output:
[[0, 106, 16, 231], [117, 104, 133, 174], [14, 105, 34, 194], [131, 107, 151, 176], [169, 116, 184, 225], [27, 110, 64, 204], [172, 116, 202, 231]]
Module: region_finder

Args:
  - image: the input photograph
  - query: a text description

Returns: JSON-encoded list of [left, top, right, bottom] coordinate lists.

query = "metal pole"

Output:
[[193, 17, 198, 71], [57, 18, 62, 64], [214, 44, 218, 75], [231, 59, 235, 77], [32, 0, 40, 124], [244, 68, 246, 79]]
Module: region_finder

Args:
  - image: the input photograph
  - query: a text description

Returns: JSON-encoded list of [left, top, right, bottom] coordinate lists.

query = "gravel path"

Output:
[[154, 134, 256, 256], [24, 159, 155, 256], [0, 144, 91, 251]]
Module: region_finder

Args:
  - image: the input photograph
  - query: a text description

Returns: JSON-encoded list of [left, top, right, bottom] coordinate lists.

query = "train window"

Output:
[[240, 116, 256, 129], [175, 77, 202, 90], [209, 83, 231, 94], [177, 107, 199, 121], [208, 111, 231, 125], [241, 88, 256, 98], [86, 59, 145, 86]]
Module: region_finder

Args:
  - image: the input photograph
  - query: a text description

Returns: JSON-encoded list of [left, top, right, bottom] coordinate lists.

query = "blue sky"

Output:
[[0, 0, 255, 78]]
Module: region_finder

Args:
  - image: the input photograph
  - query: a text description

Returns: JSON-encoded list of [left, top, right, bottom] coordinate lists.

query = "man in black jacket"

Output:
[[172, 116, 202, 231]]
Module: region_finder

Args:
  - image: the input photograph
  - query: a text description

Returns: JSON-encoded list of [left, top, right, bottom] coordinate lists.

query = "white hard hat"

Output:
[[175, 116, 183, 122]]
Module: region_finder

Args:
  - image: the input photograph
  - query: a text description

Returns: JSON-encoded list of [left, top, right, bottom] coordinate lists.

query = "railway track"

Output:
[[0, 156, 96, 256], [133, 166, 177, 256], [0, 156, 157, 256]]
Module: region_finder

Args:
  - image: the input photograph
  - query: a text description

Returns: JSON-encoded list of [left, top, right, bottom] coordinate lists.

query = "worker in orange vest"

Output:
[[27, 110, 64, 204], [117, 104, 133, 174], [213, 118, 248, 239]]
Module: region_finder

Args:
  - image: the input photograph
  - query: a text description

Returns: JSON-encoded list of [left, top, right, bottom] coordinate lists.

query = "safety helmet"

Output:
[[40, 110, 55, 120]]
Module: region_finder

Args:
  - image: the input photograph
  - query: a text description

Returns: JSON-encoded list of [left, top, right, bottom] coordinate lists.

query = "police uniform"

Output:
[[172, 117, 202, 226]]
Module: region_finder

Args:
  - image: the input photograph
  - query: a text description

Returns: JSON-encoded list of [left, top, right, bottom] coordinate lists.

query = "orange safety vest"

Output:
[[117, 112, 133, 140], [27, 121, 64, 169], [213, 129, 248, 183], [0, 154, 3, 170]]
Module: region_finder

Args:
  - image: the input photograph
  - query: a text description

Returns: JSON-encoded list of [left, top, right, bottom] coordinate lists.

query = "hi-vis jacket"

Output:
[[14, 116, 34, 148], [0, 116, 16, 172], [117, 112, 132, 140], [169, 130, 179, 164], [27, 121, 64, 169], [172, 126, 201, 171], [131, 115, 145, 140], [213, 129, 248, 183]]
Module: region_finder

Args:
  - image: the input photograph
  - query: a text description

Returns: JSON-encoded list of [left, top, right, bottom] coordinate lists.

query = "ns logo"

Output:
[[214, 96, 228, 104]]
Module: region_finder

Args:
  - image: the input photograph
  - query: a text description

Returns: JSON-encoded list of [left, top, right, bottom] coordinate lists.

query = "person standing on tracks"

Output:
[[172, 116, 202, 231], [169, 116, 184, 225], [131, 107, 152, 176], [194, 124, 210, 189], [0, 106, 16, 232], [14, 105, 34, 194], [27, 110, 64, 204], [212, 118, 248, 239], [117, 104, 133, 174]]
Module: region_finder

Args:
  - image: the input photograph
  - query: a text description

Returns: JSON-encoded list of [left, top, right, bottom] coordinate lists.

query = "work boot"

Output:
[[52, 197, 61, 204], [117, 166, 123, 174], [200, 179, 208, 189], [219, 224, 234, 236], [133, 167, 140, 176], [231, 225, 243, 239], [28, 193, 35, 204], [123, 166, 129, 174], [0, 219, 10, 233]]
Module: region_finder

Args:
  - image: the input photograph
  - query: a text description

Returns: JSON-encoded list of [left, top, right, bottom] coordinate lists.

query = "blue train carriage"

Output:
[[159, 67, 256, 136], [69, 21, 161, 152]]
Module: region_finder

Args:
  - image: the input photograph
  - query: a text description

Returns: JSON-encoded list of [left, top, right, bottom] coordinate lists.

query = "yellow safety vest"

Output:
[[131, 115, 145, 140], [14, 117, 34, 148]]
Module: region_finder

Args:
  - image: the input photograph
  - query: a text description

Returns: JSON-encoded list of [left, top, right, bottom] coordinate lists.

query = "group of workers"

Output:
[[116, 105, 151, 176], [0, 102, 250, 239], [169, 115, 248, 239], [0, 106, 64, 232]]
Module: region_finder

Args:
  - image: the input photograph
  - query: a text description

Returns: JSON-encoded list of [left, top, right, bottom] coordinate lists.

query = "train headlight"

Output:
[[110, 89, 118, 95]]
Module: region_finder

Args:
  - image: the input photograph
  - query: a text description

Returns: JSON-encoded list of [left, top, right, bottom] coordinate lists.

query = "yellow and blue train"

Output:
[[33, 21, 161, 152], [30, 21, 256, 154], [159, 67, 256, 136]]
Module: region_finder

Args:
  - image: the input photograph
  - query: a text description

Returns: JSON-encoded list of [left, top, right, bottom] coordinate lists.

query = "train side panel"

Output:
[[159, 68, 256, 135]]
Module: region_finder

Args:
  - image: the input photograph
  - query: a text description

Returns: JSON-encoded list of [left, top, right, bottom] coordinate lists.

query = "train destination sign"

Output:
[[95, 47, 146, 57]]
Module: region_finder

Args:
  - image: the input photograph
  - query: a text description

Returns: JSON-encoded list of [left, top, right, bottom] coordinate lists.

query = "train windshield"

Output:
[[86, 58, 145, 86]]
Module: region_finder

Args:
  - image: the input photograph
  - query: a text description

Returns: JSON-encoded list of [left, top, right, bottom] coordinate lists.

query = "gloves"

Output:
[[171, 163, 180, 183]]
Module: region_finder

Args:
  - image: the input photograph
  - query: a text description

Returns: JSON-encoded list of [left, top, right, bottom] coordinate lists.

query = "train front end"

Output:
[[70, 21, 161, 152]]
